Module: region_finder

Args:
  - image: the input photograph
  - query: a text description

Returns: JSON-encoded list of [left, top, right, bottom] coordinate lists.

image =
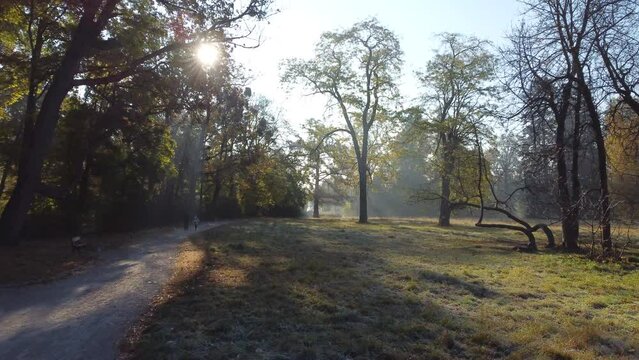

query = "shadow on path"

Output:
[[0, 222, 231, 360]]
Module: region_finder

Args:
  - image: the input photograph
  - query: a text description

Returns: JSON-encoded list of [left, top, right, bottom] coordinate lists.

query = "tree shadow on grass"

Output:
[[418, 270, 497, 298], [125, 220, 512, 359]]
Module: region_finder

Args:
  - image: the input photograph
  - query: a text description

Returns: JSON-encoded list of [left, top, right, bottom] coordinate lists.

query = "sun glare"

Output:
[[196, 43, 218, 68]]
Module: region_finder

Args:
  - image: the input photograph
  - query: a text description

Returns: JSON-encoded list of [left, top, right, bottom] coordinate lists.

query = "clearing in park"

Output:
[[124, 218, 639, 360]]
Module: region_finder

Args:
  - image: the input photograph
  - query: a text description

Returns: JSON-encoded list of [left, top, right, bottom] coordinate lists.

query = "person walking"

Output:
[[193, 215, 200, 231]]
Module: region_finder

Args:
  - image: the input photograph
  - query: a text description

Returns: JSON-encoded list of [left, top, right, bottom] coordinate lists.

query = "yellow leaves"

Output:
[[606, 105, 639, 176], [605, 103, 639, 216]]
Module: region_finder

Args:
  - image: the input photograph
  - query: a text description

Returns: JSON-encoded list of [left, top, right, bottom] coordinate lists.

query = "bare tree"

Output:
[[502, 0, 620, 251], [591, 0, 639, 116], [472, 129, 556, 251]]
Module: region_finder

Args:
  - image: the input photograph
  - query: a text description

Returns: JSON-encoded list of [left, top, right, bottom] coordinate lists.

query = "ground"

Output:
[[125, 218, 639, 360], [0, 222, 225, 360], [0, 230, 150, 285]]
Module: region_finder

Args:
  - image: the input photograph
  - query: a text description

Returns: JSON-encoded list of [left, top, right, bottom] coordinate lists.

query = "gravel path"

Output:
[[0, 222, 227, 360]]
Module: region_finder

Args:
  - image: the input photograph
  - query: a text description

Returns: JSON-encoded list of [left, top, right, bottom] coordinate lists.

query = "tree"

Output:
[[301, 119, 354, 218], [591, 0, 639, 116], [0, 0, 271, 244], [415, 33, 496, 226], [505, 0, 615, 251], [282, 18, 403, 224], [606, 102, 639, 217], [472, 130, 555, 251]]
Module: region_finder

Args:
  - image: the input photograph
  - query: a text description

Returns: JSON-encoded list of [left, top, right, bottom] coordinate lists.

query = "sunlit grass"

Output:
[[126, 218, 639, 359]]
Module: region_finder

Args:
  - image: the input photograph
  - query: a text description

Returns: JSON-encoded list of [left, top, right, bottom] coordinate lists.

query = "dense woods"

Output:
[[0, 0, 638, 257], [0, 0, 306, 241]]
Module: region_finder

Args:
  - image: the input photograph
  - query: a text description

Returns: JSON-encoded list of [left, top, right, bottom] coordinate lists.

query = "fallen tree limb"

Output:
[[470, 127, 555, 251], [463, 203, 556, 251]]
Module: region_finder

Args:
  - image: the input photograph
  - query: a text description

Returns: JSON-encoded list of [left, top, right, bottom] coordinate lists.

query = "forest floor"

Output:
[[0, 222, 227, 360], [124, 218, 639, 360]]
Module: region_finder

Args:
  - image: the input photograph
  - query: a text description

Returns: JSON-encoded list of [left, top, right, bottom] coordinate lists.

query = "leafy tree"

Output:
[[0, 0, 272, 243], [415, 33, 496, 226], [300, 118, 355, 218], [282, 18, 403, 224], [606, 102, 639, 217]]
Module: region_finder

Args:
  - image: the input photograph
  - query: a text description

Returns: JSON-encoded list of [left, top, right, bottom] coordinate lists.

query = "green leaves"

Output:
[[282, 18, 403, 128]]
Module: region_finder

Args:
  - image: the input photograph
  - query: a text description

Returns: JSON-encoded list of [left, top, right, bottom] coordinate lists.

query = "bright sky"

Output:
[[234, 0, 525, 131]]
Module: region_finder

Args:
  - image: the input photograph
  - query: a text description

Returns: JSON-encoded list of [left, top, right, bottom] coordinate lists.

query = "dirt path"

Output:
[[0, 222, 228, 360]]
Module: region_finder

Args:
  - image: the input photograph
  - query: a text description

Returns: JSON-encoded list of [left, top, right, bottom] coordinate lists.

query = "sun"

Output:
[[196, 43, 218, 68]]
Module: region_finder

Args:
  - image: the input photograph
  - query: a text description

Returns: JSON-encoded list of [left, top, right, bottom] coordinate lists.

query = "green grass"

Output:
[[126, 218, 639, 359]]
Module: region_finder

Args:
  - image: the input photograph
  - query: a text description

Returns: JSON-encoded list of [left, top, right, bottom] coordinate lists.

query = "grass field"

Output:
[[125, 218, 638, 359]]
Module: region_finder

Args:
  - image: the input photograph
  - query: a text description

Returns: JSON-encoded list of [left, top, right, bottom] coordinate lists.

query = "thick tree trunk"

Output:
[[562, 213, 580, 250], [357, 130, 368, 224], [572, 59, 612, 252], [556, 106, 579, 250], [313, 196, 320, 218], [358, 163, 368, 223], [0, 14, 101, 244], [439, 175, 452, 227], [588, 109, 613, 252], [564, 94, 583, 250]]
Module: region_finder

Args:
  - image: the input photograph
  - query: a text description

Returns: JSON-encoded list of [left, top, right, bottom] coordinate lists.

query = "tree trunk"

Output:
[[188, 160, 197, 218], [357, 129, 368, 224], [582, 95, 612, 251], [0, 14, 101, 244], [571, 57, 612, 252], [313, 154, 320, 218], [556, 103, 579, 250], [358, 162, 368, 223], [565, 93, 583, 250], [313, 196, 320, 218], [438, 135, 453, 227], [439, 175, 452, 227], [199, 177, 204, 215]]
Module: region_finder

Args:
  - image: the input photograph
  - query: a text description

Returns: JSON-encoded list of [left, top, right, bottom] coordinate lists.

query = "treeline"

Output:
[[0, 0, 306, 241], [292, 0, 639, 255], [2, 0, 639, 255]]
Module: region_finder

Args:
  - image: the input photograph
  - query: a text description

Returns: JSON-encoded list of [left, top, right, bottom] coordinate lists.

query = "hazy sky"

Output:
[[234, 0, 525, 131]]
